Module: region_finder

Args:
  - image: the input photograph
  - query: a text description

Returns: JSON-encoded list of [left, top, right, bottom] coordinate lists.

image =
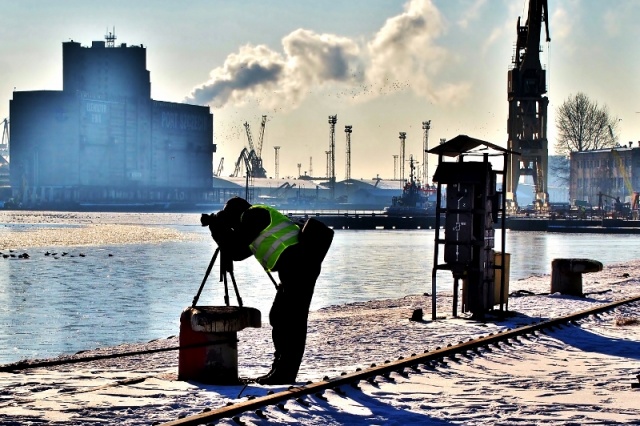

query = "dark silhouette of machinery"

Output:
[[632, 192, 640, 220], [232, 115, 268, 178], [270, 182, 296, 198], [429, 135, 511, 320], [506, 0, 551, 212], [598, 192, 631, 218]]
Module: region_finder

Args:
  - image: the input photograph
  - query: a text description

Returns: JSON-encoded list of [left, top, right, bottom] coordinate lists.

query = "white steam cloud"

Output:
[[186, 0, 470, 109]]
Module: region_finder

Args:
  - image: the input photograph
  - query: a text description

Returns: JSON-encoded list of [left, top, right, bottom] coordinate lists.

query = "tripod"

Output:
[[191, 247, 243, 307]]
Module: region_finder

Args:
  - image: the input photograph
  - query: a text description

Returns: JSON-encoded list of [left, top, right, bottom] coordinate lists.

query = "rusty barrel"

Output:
[[179, 306, 261, 385]]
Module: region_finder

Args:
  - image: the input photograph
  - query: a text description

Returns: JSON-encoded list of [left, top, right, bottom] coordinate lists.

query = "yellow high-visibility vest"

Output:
[[246, 205, 300, 271]]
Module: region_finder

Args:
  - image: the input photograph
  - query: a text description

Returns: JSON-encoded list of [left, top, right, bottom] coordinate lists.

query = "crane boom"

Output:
[[239, 117, 267, 179], [1, 118, 8, 147], [215, 157, 224, 176], [232, 148, 250, 177], [517, 0, 550, 70], [0, 118, 9, 161], [243, 122, 255, 153], [257, 115, 267, 158], [506, 0, 551, 213]]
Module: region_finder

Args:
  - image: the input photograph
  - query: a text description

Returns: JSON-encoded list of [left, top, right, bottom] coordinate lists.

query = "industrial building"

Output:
[[570, 143, 640, 207], [9, 33, 215, 208]]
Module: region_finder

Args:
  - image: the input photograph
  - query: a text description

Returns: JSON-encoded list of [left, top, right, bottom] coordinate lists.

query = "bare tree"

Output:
[[548, 155, 570, 187], [555, 92, 619, 155]]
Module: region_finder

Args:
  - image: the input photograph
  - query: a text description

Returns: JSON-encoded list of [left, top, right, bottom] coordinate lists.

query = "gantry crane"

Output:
[[505, 0, 551, 212], [236, 116, 268, 179]]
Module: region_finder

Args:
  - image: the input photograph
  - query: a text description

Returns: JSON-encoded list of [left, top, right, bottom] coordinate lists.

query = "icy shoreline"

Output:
[[1, 261, 639, 425]]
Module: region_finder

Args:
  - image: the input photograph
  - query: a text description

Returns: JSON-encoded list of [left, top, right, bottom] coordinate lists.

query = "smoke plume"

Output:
[[186, 0, 470, 109]]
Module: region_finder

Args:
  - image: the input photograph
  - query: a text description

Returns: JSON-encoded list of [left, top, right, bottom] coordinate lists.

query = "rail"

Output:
[[159, 294, 640, 426]]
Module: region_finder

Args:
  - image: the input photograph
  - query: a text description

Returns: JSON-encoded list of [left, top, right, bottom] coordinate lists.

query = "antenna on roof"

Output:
[[105, 26, 116, 48]]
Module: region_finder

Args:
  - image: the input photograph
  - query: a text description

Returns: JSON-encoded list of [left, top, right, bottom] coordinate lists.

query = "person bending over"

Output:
[[201, 196, 332, 384]]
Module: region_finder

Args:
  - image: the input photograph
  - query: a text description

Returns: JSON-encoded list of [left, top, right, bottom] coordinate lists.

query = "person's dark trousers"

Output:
[[268, 246, 321, 382]]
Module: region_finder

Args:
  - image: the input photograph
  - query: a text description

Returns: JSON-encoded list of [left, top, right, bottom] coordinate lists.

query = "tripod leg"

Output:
[[223, 272, 231, 306], [266, 270, 279, 290], [191, 248, 219, 307], [228, 271, 243, 307]]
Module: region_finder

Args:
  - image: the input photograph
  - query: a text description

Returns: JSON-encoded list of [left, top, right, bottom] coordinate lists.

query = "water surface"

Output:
[[0, 211, 637, 363]]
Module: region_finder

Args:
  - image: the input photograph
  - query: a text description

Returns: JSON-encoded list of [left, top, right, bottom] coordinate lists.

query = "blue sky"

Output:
[[2, 0, 640, 180]]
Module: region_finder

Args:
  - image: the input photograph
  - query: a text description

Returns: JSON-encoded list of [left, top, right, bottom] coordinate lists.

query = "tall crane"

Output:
[[231, 147, 255, 201], [1, 118, 9, 161], [215, 157, 224, 177], [256, 115, 267, 161], [240, 117, 267, 178], [505, 0, 551, 212]]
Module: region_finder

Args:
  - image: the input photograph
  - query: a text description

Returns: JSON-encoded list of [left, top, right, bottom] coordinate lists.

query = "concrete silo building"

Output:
[[9, 33, 215, 209]]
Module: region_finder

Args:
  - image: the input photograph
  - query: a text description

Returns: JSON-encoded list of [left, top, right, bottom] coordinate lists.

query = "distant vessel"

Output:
[[384, 157, 436, 217]]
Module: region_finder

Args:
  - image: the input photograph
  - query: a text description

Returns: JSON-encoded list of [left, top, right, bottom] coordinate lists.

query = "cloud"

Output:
[[366, 0, 470, 104], [187, 45, 285, 108], [186, 30, 362, 110], [187, 0, 470, 109], [457, 0, 486, 29], [551, 6, 572, 44]]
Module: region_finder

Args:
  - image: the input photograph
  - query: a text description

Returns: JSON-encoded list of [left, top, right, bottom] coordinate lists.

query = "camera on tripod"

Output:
[[200, 213, 217, 227], [194, 212, 243, 307], [201, 213, 232, 252]]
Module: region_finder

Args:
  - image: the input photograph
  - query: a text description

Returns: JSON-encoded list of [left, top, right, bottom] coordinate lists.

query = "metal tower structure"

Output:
[[105, 27, 116, 48], [309, 157, 313, 177], [422, 120, 431, 184], [393, 154, 399, 180], [297, 163, 302, 178], [399, 132, 407, 185], [344, 125, 352, 181], [506, 0, 551, 212], [328, 115, 337, 199], [325, 151, 331, 179], [273, 146, 280, 179]]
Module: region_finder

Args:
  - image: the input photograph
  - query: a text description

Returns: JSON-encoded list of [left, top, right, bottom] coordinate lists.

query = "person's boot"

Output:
[[254, 356, 298, 385], [254, 355, 281, 383], [255, 369, 296, 385]]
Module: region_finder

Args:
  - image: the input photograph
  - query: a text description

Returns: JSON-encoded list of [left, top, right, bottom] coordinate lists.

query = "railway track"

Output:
[[160, 294, 640, 426]]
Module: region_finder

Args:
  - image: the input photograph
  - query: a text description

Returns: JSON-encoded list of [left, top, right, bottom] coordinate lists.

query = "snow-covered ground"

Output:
[[1, 260, 639, 425]]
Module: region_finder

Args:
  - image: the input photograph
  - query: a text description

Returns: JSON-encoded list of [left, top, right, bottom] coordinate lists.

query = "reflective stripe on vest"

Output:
[[248, 206, 299, 271]]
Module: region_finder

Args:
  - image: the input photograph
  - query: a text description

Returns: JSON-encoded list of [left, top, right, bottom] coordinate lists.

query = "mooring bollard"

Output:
[[551, 258, 603, 296], [178, 306, 261, 385]]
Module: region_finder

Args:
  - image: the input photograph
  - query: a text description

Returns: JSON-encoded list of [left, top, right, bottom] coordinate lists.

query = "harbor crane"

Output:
[[230, 147, 255, 202], [233, 115, 267, 179], [215, 157, 224, 177], [1, 118, 8, 161], [505, 0, 551, 213], [256, 115, 267, 162]]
